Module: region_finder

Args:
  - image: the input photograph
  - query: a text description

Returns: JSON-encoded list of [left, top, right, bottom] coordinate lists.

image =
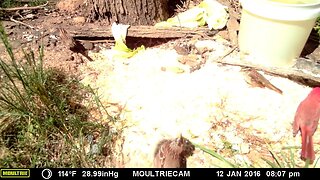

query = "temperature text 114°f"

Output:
[[58, 171, 77, 177]]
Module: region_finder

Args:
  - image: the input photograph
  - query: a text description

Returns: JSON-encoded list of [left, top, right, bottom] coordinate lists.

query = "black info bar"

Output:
[[0, 168, 315, 179]]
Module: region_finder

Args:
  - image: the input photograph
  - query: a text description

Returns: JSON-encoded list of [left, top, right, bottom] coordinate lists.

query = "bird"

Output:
[[153, 134, 195, 168], [58, 28, 93, 61], [241, 67, 283, 94], [293, 87, 320, 164]]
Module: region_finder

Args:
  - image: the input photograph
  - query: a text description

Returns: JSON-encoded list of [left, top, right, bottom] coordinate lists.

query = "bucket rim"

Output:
[[240, 0, 320, 8], [270, 2, 320, 7]]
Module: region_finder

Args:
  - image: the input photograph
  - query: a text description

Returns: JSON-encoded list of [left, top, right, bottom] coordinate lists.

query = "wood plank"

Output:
[[213, 51, 320, 87], [67, 25, 215, 39]]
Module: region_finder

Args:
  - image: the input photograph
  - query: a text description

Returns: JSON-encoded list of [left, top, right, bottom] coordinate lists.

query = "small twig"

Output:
[[10, 16, 34, 29], [0, 1, 48, 11], [78, 39, 115, 43], [15, 0, 35, 2], [217, 45, 238, 61]]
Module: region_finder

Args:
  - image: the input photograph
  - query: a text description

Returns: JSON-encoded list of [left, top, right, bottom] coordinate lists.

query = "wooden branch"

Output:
[[213, 52, 320, 87], [67, 25, 214, 39], [10, 16, 34, 29], [0, 1, 48, 11]]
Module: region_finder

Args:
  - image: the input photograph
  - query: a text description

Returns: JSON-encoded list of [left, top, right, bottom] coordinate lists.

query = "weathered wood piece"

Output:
[[214, 53, 320, 87], [66, 25, 214, 39]]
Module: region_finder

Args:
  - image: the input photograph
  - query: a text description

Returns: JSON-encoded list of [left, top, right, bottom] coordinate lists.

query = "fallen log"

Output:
[[66, 25, 216, 39], [213, 49, 320, 87]]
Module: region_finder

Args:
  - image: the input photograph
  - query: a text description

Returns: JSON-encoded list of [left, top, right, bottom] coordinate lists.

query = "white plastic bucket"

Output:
[[238, 0, 320, 67]]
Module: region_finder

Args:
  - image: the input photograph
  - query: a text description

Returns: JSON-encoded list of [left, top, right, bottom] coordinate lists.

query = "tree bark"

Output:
[[85, 0, 169, 25]]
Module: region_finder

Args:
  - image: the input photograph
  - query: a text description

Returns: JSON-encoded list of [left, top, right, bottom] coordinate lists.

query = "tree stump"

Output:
[[85, 0, 170, 25]]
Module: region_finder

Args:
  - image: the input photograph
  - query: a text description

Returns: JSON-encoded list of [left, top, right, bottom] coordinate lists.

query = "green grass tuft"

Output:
[[196, 143, 319, 168], [1, 0, 47, 8], [315, 17, 320, 36], [194, 143, 240, 168], [0, 22, 119, 168]]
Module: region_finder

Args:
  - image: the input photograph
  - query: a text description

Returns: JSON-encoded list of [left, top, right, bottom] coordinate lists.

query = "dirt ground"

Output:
[[1, 0, 320, 168]]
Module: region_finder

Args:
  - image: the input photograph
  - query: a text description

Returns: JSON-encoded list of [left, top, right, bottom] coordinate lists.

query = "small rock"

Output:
[[25, 14, 36, 19], [82, 41, 94, 50], [90, 144, 99, 155], [194, 40, 217, 54], [174, 45, 189, 55]]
